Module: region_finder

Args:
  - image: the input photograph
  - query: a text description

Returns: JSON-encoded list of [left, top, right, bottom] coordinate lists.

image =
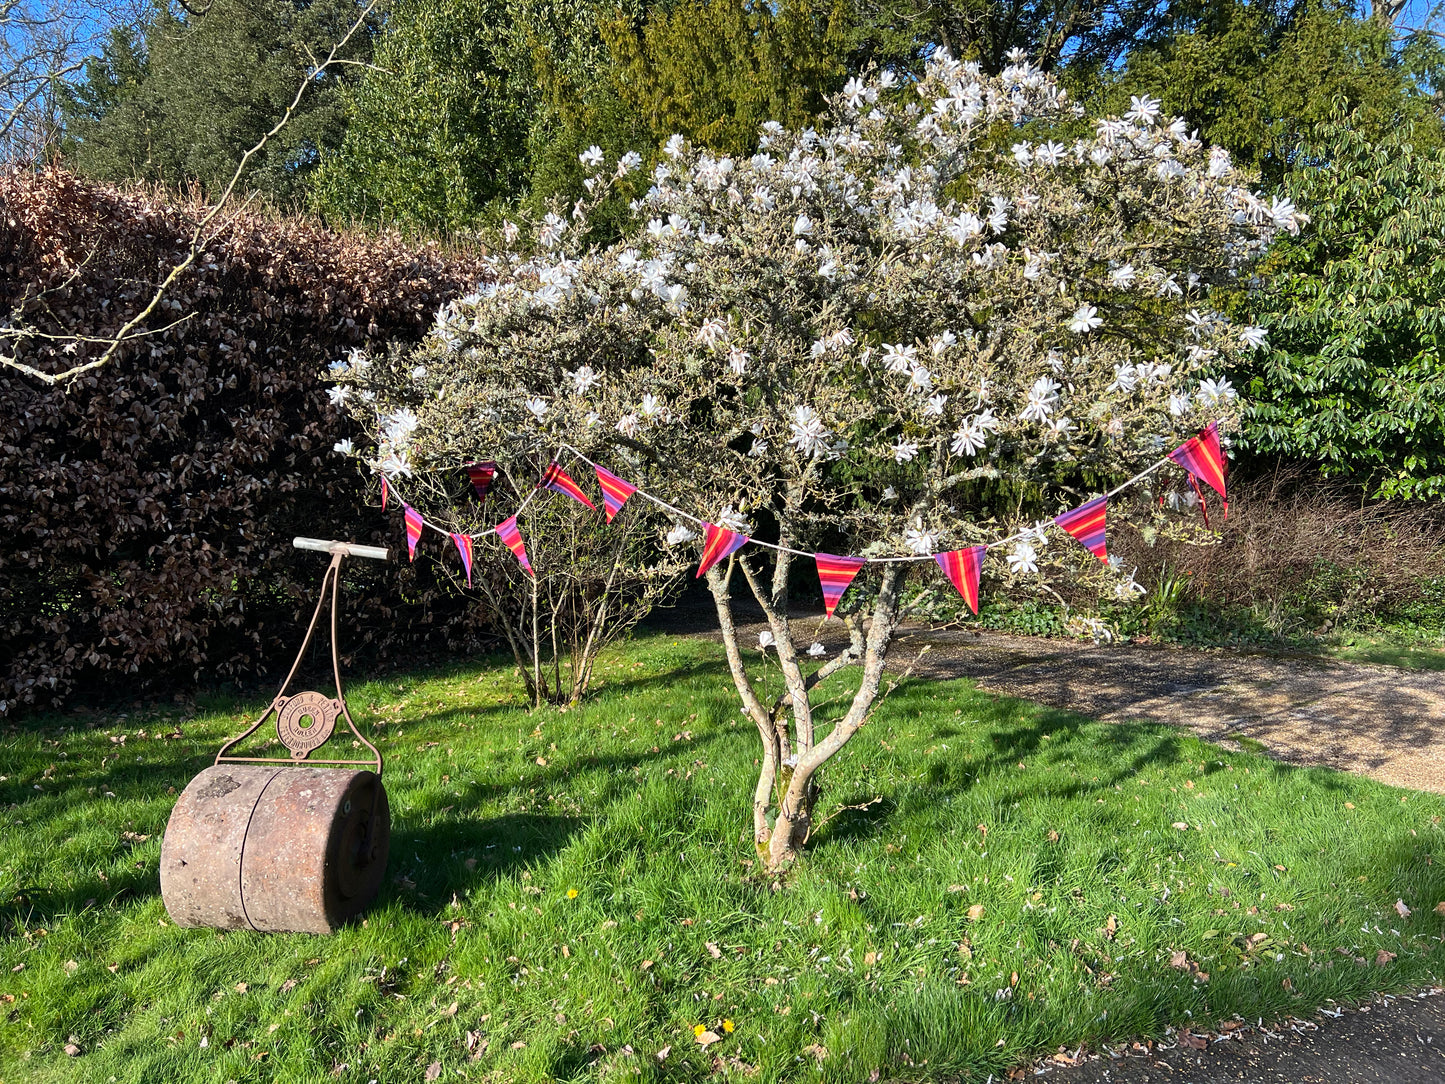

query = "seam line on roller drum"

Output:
[[234, 767, 284, 932]]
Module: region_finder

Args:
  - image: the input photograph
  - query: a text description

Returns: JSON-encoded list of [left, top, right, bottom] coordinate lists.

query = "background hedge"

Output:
[[0, 169, 493, 714]]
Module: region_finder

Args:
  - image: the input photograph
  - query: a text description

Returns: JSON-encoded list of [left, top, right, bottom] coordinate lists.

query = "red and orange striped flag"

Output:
[[1054, 496, 1108, 562], [538, 460, 596, 511], [594, 464, 637, 522], [815, 553, 867, 620], [696, 523, 749, 578], [403, 505, 424, 562], [934, 545, 987, 614], [495, 515, 533, 577]]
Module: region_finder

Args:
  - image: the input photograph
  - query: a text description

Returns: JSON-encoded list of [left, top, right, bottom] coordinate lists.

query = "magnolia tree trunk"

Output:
[[706, 556, 903, 871]]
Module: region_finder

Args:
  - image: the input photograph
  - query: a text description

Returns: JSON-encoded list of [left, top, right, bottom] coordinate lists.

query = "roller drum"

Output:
[[160, 764, 390, 934]]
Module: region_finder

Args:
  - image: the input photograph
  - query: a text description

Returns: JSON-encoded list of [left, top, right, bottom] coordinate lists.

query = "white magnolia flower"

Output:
[[1196, 377, 1236, 407], [1108, 363, 1138, 393], [1114, 571, 1146, 600], [758, 630, 776, 649], [842, 76, 868, 110], [881, 486, 898, 502], [639, 393, 666, 422], [332, 438, 354, 456], [1007, 542, 1039, 575], [411, 365, 429, 383], [1020, 376, 1060, 422], [696, 317, 729, 348], [728, 346, 750, 375], [1168, 392, 1192, 417], [579, 144, 604, 169], [1109, 263, 1136, 287], [904, 526, 936, 555], [1045, 415, 1076, 436], [789, 404, 830, 457], [616, 413, 640, 438], [568, 365, 600, 395], [663, 133, 687, 158], [1240, 325, 1268, 350], [892, 438, 919, 463], [378, 449, 414, 478], [326, 386, 351, 408], [807, 641, 826, 657], [381, 407, 419, 445], [1068, 304, 1103, 334], [501, 219, 520, 245], [523, 397, 548, 423], [793, 214, 815, 237], [717, 505, 750, 533], [619, 150, 643, 175], [952, 420, 986, 456], [1126, 94, 1161, 126], [930, 330, 957, 355], [923, 393, 948, 416], [882, 342, 917, 372], [1011, 141, 1033, 167], [665, 524, 697, 546], [907, 365, 933, 392]]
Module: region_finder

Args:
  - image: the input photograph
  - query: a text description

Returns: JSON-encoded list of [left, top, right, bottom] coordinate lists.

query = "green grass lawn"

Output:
[[3, 633, 1445, 1083]]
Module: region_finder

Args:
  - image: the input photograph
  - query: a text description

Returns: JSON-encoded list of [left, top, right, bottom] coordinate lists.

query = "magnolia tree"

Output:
[[334, 49, 1302, 870]]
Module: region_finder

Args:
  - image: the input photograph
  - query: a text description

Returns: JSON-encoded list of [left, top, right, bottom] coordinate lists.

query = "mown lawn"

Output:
[[3, 632, 1445, 1083]]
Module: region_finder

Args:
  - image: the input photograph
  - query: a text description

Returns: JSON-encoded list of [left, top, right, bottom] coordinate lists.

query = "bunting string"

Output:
[[375, 422, 1227, 610]]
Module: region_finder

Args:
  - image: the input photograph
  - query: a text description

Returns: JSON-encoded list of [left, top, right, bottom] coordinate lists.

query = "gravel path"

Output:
[[886, 628, 1445, 794]]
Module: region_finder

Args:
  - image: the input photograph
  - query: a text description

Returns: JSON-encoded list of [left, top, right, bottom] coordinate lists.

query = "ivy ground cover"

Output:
[[3, 634, 1444, 1082]]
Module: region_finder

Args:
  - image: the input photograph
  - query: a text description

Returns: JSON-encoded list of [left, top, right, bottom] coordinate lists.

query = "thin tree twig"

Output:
[[0, 0, 378, 388]]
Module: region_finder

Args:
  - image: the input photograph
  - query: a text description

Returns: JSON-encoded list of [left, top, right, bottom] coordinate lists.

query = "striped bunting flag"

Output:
[[403, 505, 424, 562], [538, 460, 596, 511], [815, 553, 867, 620], [1054, 496, 1109, 562], [1168, 421, 1227, 500], [696, 523, 749, 578], [380, 475, 389, 511], [594, 464, 637, 523], [934, 545, 987, 615], [495, 515, 534, 576], [450, 532, 474, 586], [464, 460, 497, 502]]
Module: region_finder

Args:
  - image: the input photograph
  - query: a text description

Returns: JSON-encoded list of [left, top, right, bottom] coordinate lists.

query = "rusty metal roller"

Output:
[[160, 539, 392, 934], [161, 765, 390, 934]]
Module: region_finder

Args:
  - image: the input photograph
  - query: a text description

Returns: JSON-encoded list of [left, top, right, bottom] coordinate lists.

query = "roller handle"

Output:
[[293, 537, 390, 561]]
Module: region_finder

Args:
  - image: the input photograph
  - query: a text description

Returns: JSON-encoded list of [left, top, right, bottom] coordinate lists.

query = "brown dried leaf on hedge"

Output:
[[0, 169, 499, 713]]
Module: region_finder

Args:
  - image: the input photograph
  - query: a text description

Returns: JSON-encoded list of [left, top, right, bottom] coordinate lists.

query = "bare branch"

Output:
[[1, 0, 380, 387]]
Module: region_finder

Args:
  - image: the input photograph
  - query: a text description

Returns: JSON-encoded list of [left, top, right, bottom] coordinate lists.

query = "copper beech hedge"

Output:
[[0, 169, 495, 714]]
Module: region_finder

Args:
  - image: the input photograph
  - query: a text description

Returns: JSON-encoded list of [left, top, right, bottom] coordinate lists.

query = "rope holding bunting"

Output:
[[935, 545, 987, 615], [815, 553, 867, 619]]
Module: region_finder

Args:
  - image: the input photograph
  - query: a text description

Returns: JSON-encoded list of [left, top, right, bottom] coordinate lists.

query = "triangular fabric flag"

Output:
[[934, 545, 987, 615], [538, 460, 597, 510], [594, 464, 637, 523], [380, 475, 389, 511], [464, 460, 497, 502], [403, 505, 424, 562], [695, 522, 750, 578], [450, 532, 474, 586], [495, 515, 533, 577], [1054, 495, 1109, 562], [815, 553, 867, 620], [1168, 421, 1227, 500]]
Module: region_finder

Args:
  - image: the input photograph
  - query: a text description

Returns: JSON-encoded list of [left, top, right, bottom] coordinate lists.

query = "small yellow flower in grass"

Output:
[[693, 1024, 707, 1037], [722, 1019, 734, 1034], [567, 888, 578, 899]]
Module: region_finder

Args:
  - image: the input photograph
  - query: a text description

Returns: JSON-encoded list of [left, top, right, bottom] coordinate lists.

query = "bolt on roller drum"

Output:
[[161, 764, 390, 934]]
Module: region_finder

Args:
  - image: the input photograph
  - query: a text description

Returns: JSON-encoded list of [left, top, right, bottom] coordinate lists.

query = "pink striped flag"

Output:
[[815, 553, 867, 620], [594, 464, 637, 523], [539, 460, 596, 511], [696, 523, 749, 578], [450, 532, 474, 586], [381, 475, 389, 511], [934, 546, 987, 615], [465, 460, 497, 502], [403, 505, 424, 562], [1168, 421, 1227, 500], [495, 515, 533, 577], [1054, 496, 1108, 562]]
